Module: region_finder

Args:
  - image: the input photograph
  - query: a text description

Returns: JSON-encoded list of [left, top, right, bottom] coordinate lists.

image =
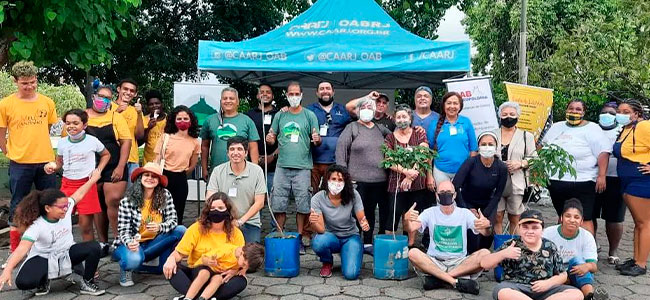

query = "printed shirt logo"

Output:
[[433, 224, 464, 253], [281, 121, 301, 137], [217, 123, 238, 140]]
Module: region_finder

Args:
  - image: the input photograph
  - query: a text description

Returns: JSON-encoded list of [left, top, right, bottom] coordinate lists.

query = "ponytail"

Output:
[[14, 189, 66, 232]]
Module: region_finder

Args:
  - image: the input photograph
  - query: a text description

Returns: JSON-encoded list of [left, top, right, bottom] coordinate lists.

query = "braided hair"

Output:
[[432, 92, 464, 150], [620, 99, 645, 120]]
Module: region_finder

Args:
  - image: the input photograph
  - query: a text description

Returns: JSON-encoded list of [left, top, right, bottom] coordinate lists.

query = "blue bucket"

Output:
[[493, 234, 518, 281], [264, 232, 300, 278], [373, 234, 409, 280]]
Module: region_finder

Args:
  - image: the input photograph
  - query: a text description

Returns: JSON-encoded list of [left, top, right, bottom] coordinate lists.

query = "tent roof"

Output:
[[197, 0, 470, 89]]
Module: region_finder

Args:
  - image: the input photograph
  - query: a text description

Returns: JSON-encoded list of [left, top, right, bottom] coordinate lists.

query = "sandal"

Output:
[[608, 256, 620, 265]]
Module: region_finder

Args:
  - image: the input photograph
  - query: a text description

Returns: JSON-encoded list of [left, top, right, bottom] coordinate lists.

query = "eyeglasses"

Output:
[[50, 203, 69, 211]]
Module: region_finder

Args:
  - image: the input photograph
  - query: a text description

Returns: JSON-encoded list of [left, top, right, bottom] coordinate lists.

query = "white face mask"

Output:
[[359, 108, 374, 122], [479, 145, 497, 158], [328, 181, 345, 195], [287, 95, 302, 108]]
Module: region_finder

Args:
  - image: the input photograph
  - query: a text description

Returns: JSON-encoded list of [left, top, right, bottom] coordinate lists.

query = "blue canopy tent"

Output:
[[197, 0, 470, 89]]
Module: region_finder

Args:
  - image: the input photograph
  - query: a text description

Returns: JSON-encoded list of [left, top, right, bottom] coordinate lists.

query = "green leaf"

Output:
[[45, 9, 57, 21]]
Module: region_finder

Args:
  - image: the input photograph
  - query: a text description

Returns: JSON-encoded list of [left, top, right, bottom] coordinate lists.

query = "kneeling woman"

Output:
[[163, 193, 248, 300], [113, 162, 186, 287], [310, 165, 370, 279], [0, 170, 104, 296]]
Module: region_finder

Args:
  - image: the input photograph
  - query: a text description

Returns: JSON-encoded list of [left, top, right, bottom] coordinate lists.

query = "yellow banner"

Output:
[[504, 82, 553, 140]]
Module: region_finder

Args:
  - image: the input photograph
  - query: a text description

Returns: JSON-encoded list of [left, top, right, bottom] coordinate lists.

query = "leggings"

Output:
[[15, 241, 101, 290], [355, 181, 390, 245], [169, 264, 247, 299], [164, 169, 189, 225]]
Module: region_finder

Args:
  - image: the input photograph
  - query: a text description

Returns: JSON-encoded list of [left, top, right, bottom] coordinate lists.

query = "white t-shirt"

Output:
[[602, 126, 621, 177], [21, 198, 76, 261], [542, 121, 612, 182], [543, 224, 598, 265], [57, 135, 105, 180], [418, 206, 478, 259]]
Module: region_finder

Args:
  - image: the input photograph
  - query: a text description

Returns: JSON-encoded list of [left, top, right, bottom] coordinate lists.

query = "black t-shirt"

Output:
[[452, 155, 508, 218], [246, 107, 279, 172], [374, 114, 396, 131]]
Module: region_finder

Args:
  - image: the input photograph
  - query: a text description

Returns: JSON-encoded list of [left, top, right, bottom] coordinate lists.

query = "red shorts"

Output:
[[61, 177, 101, 215]]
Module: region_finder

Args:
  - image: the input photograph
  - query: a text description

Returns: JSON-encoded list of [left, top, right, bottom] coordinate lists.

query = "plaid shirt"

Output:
[[113, 189, 178, 248]]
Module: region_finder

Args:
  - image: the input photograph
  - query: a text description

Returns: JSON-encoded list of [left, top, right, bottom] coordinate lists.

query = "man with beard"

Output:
[[246, 84, 279, 192]]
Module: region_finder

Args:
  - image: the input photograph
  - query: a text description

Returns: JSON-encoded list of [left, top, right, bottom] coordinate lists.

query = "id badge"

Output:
[[263, 114, 272, 125], [290, 133, 299, 143], [319, 124, 328, 136], [228, 187, 238, 197], [449, 125, 458, 136]]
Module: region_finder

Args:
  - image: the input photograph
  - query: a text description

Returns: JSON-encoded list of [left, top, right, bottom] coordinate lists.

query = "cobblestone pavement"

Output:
[[1, 202, 648, 300]]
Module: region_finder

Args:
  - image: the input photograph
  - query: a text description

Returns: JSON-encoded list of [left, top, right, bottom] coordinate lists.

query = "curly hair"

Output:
[[198, 192, 238, 241], [11, 61, 38, 79], [14, 189, 66, 232], [165, 105, 199, 138], [319, 164, 356, 206], [125, 174, 168, 211], [432, 92, 464, 150]]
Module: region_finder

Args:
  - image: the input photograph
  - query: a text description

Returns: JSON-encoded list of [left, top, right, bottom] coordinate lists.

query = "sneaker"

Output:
[[593, 287, 610, 300], [79, 279, 105, 296], [620, 264, 647, 276], [120, 269, 134, 287], [99, 242, 110, 258], [455, 278, 480, 295], [422, 275, 445, 290], [320, 263, 333, 278], [363, 244, 374, 256], [172, 295, 192, 300], [34, 279, 50, 296], [615, 258, 635, 270], [299, 243, 306, 255]]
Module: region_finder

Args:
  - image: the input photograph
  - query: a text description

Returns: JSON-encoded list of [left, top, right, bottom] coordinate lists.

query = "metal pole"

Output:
[[518, 0, 528, 84]]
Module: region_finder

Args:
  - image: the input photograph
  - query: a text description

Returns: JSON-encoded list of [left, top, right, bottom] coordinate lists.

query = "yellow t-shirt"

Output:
[[139, 197, 163, 242], [193, 243, 239, 272], [143, 116, 166, 165], [0, 93, 57, 163], [113, 103, 143, 163], [618, 120, 650, 163], [175, 222, 245, 267]]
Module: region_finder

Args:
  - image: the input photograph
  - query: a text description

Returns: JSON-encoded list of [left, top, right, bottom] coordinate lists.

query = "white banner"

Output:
[[173, 82, 228, 127], [444, 76, 498, 135]]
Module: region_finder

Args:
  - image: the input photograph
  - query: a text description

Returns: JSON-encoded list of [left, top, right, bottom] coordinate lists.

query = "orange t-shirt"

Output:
[[154, 133, 200, 172]]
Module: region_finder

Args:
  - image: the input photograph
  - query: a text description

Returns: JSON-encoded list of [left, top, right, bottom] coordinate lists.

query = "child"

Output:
[[45, 109, 110, 241], [481, 209, 583, 300], [176, 243, 264, 300]]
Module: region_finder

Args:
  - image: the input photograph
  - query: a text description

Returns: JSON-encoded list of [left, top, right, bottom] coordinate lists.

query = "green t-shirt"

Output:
[[200, 113, 260, 169], [270, 108, 319, 170]]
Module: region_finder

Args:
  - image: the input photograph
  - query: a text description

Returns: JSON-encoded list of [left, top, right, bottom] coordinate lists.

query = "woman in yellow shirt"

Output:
[[163, 192, 248, 300], [613, 99, 650, 276]]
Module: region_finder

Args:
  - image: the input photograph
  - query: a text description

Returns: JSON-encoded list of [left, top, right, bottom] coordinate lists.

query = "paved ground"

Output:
[[0, 201, 648, 300]]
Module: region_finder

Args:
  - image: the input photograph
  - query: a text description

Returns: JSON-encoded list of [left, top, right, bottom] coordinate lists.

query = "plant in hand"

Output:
[[379, 145, 437, 175], [527, 144, 577, 188]]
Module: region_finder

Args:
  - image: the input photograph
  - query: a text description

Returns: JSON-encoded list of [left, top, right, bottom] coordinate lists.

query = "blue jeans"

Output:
[[8, 161, 56, 224], [568, 256, 594, 288], [241, 223, 261, 244], [126, 162, 139, 187], [114, 226, 186, 274], [311, 232, 363, 280]]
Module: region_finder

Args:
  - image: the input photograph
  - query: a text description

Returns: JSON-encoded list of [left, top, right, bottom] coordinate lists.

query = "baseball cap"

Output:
[[518, 209, 544, 226]]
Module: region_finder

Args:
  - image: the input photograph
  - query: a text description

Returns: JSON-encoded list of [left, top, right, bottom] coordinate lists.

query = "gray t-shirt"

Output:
[[335, 122, 390, 183], [311, 190, 364, 237]]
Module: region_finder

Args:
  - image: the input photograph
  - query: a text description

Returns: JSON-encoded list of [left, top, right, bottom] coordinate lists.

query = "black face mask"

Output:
[[501, 117, 518, 128], [437, 192, 455, 206], [208, 210, 230, 223], [318, 97, 333, 106]]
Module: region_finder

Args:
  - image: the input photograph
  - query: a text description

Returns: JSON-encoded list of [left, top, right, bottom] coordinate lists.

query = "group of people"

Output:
[[0, 60, 648, 300]]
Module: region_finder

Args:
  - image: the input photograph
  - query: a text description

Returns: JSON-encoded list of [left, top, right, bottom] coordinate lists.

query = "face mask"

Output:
[[616, 113, 631, 126], [395, 120, 411, 129], [479, 145, 497, 158], [328, 181, 345, 195], [68, 130, 85, 141], [318, 96, 333, 106], [359, 108, 374, 122], [500, 117, 518, 128], [565, 112, 583, 126], [208, 209, 230, 223], [92, 95, 111, 113], [287, 95, 302, 108], [437, 192, 455, 206], [176, 120, 191, 131], [598, 113, 617, 129]]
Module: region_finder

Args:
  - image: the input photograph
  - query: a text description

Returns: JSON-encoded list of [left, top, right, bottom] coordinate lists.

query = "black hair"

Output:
[[227, 136, 249, 152], [14, 189, 67, 232], [164, 105, 199, 138], [562, 198, 584, 217], [63, 109, 89, 124], [117, 78, 138, 90], [317, 81, 333, 89], [620, 98, 645, 119], [320, 164, 355, 206], [145, 90, 163, 102], [432, 92, 464, 150], [566, 99, 587, 111]]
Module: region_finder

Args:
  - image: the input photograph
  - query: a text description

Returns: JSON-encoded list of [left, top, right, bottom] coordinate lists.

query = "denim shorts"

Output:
[[270, 167, 311, 214]]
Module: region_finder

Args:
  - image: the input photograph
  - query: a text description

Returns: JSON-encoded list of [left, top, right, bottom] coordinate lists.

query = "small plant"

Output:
[[527, 143, 577, 188], [379, 144, 437, 175]]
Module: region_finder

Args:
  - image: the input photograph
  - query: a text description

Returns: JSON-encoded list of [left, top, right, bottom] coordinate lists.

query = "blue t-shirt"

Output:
[[427, 115, 478, 174], [413, 111, 440, 134], [305, 102, 351, 164]]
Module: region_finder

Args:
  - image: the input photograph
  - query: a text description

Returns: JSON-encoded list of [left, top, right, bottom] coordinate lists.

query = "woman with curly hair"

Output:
[[0, 170, 104, 296], [155, 105, 201, 224], [309, 164, 369, 279], [112, 163, 186, 287], [163, 192, 248, 300]]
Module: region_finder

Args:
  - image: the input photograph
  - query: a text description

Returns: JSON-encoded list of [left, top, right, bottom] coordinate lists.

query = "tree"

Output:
[[380, 0, 469, 39]]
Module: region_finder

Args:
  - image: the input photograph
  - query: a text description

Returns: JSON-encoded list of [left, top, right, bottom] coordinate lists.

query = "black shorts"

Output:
[[98, 163, 128, 183], [386, 189, 433, 232], [492, 281, 578, 300], [548, 180, 596, 221], [593, 176, 626, 222]]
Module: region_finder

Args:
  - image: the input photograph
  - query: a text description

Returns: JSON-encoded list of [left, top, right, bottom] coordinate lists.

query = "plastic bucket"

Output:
[[264, 232, 300, 277], [373, 234, 409, 280], [493, 234, 518, 281]]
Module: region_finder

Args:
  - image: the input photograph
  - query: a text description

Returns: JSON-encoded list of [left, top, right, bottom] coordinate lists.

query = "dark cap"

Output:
[[376, 93, 389, 102], [518, 209, 544, 226]]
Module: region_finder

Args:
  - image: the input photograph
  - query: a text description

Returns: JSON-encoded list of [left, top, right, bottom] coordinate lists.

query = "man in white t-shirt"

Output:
[[543, 198, 608, 300], [405, 180, 492, 295]]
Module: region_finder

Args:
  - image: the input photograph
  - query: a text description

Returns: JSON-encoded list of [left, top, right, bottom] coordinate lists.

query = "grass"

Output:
[[0, 152, 8, 168]]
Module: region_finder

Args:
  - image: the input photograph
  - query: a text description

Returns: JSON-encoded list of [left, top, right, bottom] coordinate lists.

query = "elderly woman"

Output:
[[542, 99, 611, 235], [493, 102, 537, 234], [336, 96, 392, 254], [163, 193, 248, 299], [613, 99, 650, 276], [310, 165, 369, 279]]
